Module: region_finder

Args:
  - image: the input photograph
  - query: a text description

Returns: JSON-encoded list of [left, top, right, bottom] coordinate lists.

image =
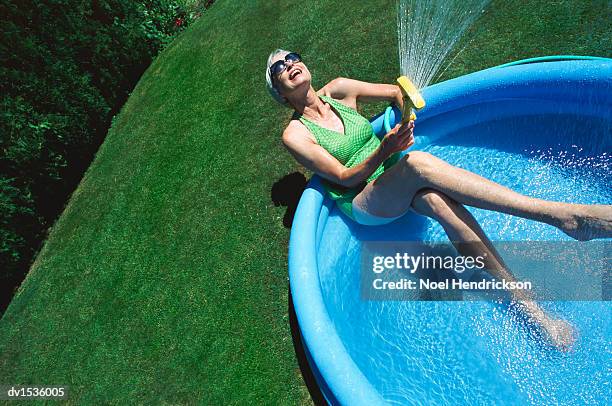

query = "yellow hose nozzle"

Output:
[[396, 76, 425, 123]]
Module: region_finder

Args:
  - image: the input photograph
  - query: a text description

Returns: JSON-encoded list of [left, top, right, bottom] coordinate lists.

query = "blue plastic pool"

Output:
[[289, 58, 611, 405]]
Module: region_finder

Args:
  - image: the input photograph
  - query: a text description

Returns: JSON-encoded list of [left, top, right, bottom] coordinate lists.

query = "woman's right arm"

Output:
[[282, 121, 414, 188]]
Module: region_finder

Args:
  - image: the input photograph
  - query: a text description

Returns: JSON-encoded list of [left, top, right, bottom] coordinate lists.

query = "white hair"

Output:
[[265, 48, 291, 107]]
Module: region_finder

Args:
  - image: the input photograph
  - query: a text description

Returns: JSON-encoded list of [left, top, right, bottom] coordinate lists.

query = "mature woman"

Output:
[[266, 49, 611, 349]]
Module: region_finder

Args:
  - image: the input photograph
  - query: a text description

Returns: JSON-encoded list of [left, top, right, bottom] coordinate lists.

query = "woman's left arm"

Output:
[[317, 77, 404, 110]]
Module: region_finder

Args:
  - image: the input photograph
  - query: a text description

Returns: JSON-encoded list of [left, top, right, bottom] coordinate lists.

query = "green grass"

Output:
[[0, 0, 610, 403]]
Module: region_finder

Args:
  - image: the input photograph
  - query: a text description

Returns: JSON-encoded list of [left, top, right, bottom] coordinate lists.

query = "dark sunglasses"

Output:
[[269, 52, 302, 78]]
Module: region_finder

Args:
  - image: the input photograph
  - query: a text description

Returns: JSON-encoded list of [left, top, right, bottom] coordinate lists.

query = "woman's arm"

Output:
[[282, 120, 413, 188], [282, 123, 387, 188], [317, 77, 404, 111]]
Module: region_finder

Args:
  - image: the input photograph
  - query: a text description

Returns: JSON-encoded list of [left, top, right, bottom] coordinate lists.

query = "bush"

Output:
[[0, 0, 209, 312]]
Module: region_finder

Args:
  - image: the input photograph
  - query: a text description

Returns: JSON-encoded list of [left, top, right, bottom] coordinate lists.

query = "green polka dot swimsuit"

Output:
[[298, 95, 400, 220]]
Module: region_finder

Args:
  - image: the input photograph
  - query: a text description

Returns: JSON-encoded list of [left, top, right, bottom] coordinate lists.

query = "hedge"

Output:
[[0, 0, 208, 312]]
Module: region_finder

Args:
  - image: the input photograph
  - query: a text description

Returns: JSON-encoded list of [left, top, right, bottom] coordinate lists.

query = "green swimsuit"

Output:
[[298, 95, 400, 221]]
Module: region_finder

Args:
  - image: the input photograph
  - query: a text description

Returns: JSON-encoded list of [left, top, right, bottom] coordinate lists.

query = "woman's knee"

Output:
[[400, 151, 437, 178], [411, 188, 457, 219]]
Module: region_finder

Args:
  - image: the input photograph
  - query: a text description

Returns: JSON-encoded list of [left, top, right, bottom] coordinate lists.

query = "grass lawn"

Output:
[[0, 0, 609, 403]]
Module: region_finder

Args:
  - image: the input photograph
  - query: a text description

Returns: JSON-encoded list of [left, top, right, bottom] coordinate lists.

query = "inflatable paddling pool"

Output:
[[288, 57, 612, 405]]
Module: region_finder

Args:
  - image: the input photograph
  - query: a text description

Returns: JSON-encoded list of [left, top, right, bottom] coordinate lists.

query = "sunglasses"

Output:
[[269, 52, 302, 79]]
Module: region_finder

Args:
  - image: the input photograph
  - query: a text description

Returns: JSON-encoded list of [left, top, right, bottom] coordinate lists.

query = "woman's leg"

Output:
[[358, 151, 612, 241], [411, 189, 576, 350]]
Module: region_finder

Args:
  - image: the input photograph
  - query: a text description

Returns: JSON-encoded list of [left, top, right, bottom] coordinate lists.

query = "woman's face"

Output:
[[270, 52, 311, 99]]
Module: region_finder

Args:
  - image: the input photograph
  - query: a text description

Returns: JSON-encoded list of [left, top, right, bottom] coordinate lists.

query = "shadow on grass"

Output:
[[276, 172, 325, 403], [288, 286, 327, 406], [271, 172, 308, 228]]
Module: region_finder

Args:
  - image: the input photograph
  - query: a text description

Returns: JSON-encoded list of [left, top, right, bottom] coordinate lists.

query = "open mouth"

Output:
[[289, 69, 302, 80]]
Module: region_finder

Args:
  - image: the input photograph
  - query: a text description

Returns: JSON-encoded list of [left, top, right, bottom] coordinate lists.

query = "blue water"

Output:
[[317, 113, 611, 405]]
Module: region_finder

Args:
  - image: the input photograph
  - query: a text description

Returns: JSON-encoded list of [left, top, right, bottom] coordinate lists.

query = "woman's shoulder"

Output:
[[282, 116, 316, 143], [317, 78, 359, 110], [334, 97, 360, 112], [318, 94, 359, 113]]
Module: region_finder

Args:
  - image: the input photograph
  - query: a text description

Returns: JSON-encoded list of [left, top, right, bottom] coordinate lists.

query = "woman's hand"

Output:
[[394, 85, 405, 113], [380, 121, 414, 155]]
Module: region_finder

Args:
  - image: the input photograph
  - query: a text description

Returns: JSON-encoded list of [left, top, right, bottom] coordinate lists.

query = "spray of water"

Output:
[[397, 0, 491, 89]]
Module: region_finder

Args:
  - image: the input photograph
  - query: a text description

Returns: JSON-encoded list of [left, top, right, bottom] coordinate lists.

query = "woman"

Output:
[[266, 49, 612, 349]]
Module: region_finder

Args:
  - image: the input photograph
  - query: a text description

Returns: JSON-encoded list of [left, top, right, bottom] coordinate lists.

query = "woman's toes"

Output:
[[543, 319, 577, 352]]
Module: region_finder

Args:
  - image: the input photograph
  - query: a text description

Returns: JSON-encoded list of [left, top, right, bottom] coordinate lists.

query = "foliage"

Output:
[[0, 0, 206, 311]]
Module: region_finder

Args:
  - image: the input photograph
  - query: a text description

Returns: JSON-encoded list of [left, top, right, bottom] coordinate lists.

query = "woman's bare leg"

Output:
[[411, 189, 576, 350], [361, 151, 612, 241]]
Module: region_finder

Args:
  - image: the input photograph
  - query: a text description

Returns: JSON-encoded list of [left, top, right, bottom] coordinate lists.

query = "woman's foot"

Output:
[[558, 204, 612, 241], [513, 300, 577, 351], [538, 318, 577, 352]]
